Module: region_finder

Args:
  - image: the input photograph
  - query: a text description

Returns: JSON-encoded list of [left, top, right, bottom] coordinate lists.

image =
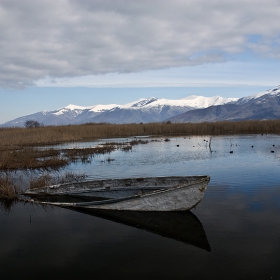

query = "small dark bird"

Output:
[[230, 151, 233, 153], [177, 145, 179, 147]]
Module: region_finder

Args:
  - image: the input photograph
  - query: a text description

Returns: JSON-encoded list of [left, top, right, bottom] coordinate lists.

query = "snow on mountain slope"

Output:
[[84, 95, 238, 124], [121, 97, 159, 108], [89, 104, 119, 112], [2, 103, 120, 127], [237, 85, 280, 104], [118, 95, 237, 110], [181, 95, 238, 108], [167, 85, 280, 123], [1, 91, 267, 127], [53, 104, 89, 116], [53, 103, 118, 116]]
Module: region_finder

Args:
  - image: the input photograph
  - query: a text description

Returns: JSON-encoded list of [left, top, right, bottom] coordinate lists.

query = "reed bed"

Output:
[[130, 139, 149, 145], [1, 120, 280, 148], [0, 174, 18, 200], [61, 146, 116, 163], [121, 145, 132, 151], [0, 148, 68, 171], [29, 172, 86, 189], [0, 140, 149, 171], [0, 120, 279, 171]]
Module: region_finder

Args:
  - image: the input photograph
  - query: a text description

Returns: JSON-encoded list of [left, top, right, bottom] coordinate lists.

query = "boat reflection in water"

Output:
[[69, 208, 211, 252]]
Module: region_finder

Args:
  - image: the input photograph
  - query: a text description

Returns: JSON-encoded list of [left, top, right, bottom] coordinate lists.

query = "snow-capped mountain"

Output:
[[120, 96, 237, 109], [236, 85, 280, 104], [168, 86, 280, 123], [3, 103, 119, 127], [3, 86, 280, 126], [87, 96, 237, 124], [2, 95, 236, 126]]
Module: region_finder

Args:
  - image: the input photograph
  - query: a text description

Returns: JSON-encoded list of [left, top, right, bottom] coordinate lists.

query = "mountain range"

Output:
[[2, 85, 280, 127], [2, 95, 237, 127], [167, 85, 280, 122]]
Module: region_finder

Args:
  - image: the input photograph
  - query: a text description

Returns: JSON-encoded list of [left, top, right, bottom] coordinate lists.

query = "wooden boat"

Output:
[[24, 175, 210, 211]]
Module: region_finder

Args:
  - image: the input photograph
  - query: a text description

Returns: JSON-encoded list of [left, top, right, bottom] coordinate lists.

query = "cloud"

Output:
[[1, 0, 280, 88]]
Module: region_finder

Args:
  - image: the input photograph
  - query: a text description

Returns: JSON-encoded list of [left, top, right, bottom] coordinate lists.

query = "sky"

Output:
[[1, 0, 280, 124]]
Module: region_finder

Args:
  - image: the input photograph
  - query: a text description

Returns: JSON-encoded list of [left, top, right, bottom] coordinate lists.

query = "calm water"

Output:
[[1, 135, 280, 279]]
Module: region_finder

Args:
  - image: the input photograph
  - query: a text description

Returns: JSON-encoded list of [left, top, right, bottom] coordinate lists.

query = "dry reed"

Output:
[[0, 174, 18, 200], [0, 139, 151, 171], [29, 172, 86, 189], [0, 148, 68, 171], [1, 120, 280, 149], [0, 120, 279, 171], [121, 145, 132, 151]]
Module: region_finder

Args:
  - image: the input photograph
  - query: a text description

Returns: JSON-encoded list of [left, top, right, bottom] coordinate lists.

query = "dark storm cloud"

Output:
[[1, 0, 280, 88]]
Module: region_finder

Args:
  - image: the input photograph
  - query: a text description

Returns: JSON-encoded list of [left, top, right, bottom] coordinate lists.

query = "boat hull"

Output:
[[24, 175, 210, 211], [83, 178, 208, 211]]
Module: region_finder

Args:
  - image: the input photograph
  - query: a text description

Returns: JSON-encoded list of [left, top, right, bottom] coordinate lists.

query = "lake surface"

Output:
[[1, 134, 280, 279]]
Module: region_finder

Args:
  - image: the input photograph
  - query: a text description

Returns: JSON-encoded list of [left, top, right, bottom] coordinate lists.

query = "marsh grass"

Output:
[[1, 120, 280, 148], [29, 172, 86, 189], [0, 148, 68, 171], [0, 174, 19, 200], [62, 145, 116, 161], [1, 118, 279, 171], [121, 145, 132, 151], [0, 139, 151, 171], [0, 146, 115, 171], [130, 139, 149, 145]]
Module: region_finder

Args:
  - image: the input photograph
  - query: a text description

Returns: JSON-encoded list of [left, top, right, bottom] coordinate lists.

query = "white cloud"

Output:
[[1, 0, 280, 88]]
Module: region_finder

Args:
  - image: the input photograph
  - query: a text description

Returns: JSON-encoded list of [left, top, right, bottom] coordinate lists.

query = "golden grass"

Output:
[[0, 140, 150, 171], [0, 120, 280, 149], [0, 174, 18, 200], [0, 148, 68, 171], [0, 120, 279, 171]]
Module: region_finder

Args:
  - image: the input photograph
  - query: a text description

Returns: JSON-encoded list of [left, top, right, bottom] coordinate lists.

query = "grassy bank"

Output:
[[1, 120, 280, 148], [0, 140, 147, 171]]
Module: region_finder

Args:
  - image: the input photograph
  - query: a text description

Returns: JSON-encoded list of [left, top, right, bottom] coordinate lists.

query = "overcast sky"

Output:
[[1, 0, 280, 123]]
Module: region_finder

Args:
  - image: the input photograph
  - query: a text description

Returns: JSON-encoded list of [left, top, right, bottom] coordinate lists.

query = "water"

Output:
[[1, 135, 280, 279]]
